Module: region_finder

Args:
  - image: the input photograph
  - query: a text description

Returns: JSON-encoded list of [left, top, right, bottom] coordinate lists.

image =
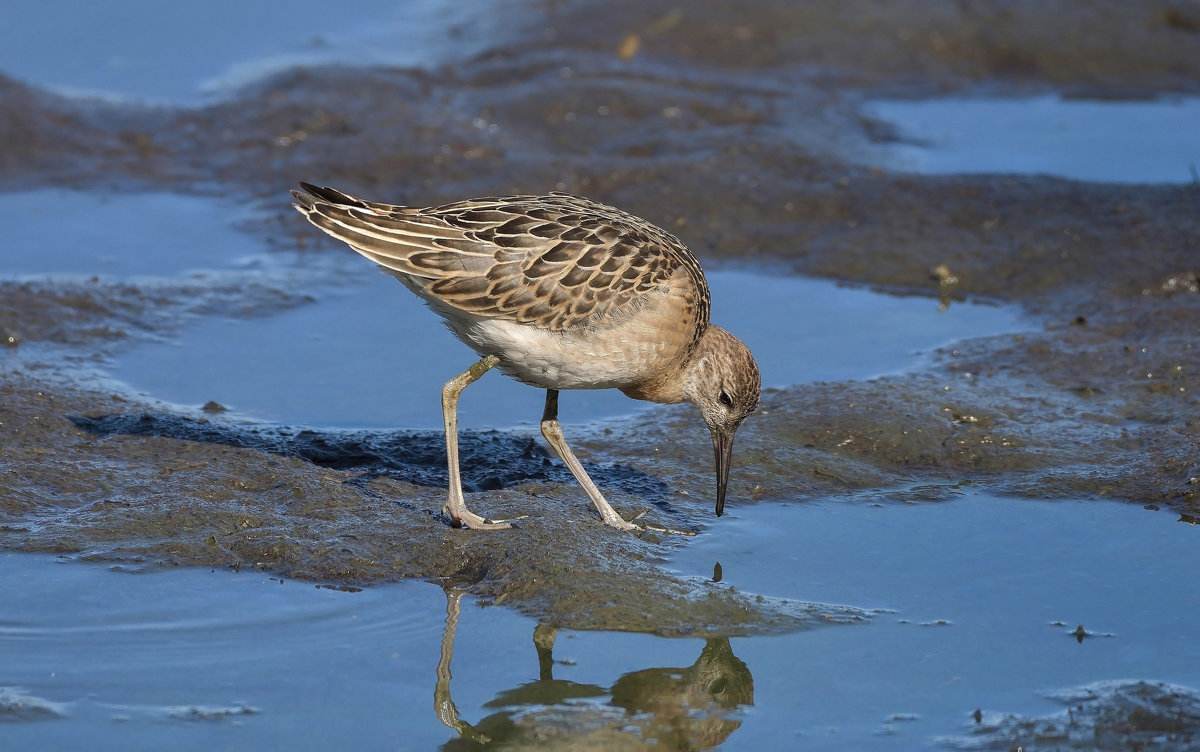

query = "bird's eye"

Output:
[[718, 390, 734, 407]]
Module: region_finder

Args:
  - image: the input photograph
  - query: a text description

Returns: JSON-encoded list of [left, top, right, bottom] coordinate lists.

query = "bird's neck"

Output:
[[619, 325, 722, 406], [619, 364, 690, 405]]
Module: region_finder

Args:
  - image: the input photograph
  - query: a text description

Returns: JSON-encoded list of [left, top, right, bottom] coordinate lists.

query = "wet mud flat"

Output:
[[3, 0, 1199, 623], [2, 1, 1200, 744]]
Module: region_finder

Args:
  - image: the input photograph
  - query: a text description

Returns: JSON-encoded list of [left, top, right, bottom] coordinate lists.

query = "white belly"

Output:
[[447, 316, 685, 391]]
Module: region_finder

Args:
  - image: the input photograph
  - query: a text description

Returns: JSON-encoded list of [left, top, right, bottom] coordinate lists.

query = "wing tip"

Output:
[[290, 188, 315, 209], [293, 181, 366, 208]]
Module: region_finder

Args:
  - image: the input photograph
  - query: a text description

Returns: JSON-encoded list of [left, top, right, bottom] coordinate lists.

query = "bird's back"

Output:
[[292, 185, 710, 337]]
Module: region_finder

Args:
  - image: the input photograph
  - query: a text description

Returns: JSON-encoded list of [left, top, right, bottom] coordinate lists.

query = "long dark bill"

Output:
[[712, 430, 734, 516]]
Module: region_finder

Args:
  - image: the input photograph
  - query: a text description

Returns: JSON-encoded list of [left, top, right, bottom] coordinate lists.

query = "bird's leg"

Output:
[[441, 355, 512, 530], [540, 389, 638, 531], [434, 588, 491, 743]]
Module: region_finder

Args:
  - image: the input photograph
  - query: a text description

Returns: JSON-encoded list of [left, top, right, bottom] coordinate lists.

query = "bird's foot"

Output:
[[629, 510, 698, 537], [593, 509, 639, 532], [596, 507, 697, 536], [443, 506, 523, 531]]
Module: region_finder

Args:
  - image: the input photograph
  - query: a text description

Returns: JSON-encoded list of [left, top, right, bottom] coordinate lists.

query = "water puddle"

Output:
[[0, 0, 507, 104], [867, 95, 1200, 184], [108, 269, 1024, 429], [0, 189, 264, 279], [667, 491, 1200, 749], [4, 492, 1195, 749]]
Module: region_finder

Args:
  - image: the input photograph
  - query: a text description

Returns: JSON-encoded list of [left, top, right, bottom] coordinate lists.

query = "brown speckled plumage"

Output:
[[292, 182, 759, 531], [292, 186, 709, 345]]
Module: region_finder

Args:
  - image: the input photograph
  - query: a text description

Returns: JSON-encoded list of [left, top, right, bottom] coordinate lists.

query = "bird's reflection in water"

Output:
[[435, 589, 754, 750]]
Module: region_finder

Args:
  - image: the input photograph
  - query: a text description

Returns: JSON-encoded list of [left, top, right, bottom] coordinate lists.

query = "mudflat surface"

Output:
[[3, 0, 1199, 634]]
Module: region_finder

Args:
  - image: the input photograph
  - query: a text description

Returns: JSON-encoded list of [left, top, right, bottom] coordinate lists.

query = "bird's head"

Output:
[[683, 325, 761, 517]]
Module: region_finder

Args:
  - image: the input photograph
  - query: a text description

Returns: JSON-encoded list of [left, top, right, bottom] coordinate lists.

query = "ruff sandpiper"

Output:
[[292, 183, 760, 531]]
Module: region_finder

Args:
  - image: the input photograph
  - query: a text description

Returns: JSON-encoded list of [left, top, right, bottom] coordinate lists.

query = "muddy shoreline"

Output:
[[2, 0, 1198, 638]]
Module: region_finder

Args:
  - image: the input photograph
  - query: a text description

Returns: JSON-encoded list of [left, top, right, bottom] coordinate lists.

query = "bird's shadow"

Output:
[[69, 412, 670, 498]]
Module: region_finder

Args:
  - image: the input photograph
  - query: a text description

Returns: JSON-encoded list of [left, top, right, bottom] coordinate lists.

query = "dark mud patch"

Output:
[[68, 412, 670, 499], [0, 687, 68, 723], [0, 276, 313, 349], [535, 1, 1200, 94]]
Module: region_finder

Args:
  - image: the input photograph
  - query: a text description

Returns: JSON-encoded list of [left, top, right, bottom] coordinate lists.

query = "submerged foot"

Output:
[[607, 509, 697, 537], [633, 515, 700, 537]]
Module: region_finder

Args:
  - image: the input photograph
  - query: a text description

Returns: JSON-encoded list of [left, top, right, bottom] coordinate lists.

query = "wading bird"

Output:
[[292, 183, 759, 531]]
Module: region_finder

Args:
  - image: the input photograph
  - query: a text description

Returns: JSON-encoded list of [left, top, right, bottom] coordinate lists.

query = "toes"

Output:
[[447, 511, 515, 531]]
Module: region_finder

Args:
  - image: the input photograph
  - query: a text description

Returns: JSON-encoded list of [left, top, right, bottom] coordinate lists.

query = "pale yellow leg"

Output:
[[441, 355, 512, 530], [540, 389, 638, 531]]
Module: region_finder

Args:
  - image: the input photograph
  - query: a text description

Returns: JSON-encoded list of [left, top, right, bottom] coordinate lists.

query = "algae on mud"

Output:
[[2, 0, 1200, 640], [939, 680, 1200, 751]]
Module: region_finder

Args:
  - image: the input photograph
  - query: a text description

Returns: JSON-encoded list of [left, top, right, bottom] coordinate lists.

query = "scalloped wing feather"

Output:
[[293, 187, 710, 334]]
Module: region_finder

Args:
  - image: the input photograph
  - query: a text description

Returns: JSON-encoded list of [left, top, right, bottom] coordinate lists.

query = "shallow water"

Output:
[[1, 189, 264, 278], [108, 267, 1024, 429], [0, 0, 493, 104], [670, 493, 1200, 748], [4, 493, 1196, 750], [868, 95, 1200, 184]]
